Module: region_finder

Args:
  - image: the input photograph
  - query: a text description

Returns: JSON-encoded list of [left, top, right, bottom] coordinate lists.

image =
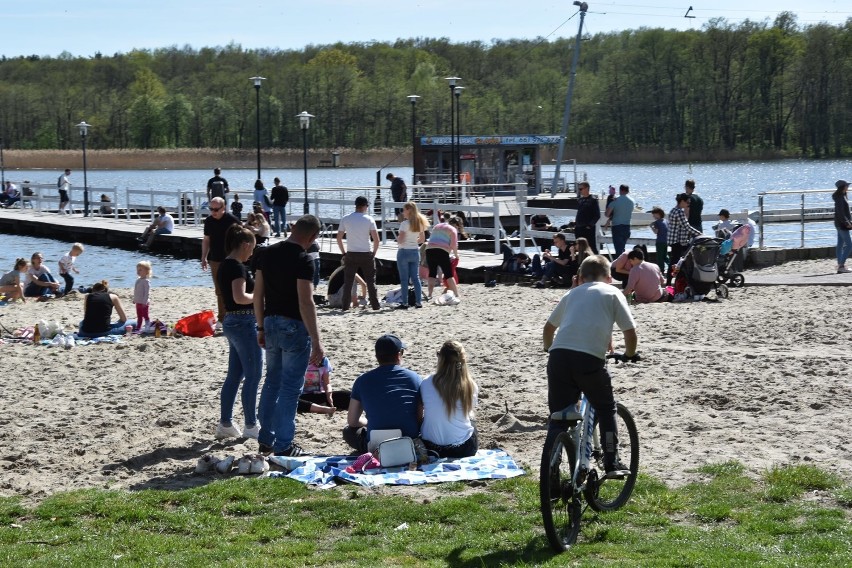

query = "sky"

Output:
[[2, 0, 849, 58]]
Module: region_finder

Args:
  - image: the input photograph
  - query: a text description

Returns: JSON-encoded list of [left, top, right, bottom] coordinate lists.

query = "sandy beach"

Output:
[[1, 257, 850, 502]]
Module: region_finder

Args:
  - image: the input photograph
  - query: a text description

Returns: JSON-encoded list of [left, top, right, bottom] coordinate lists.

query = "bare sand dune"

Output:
[[0, 258, 849, 502]]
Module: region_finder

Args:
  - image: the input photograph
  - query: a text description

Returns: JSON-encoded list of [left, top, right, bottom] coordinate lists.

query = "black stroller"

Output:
[[674, 236, 730, 300]]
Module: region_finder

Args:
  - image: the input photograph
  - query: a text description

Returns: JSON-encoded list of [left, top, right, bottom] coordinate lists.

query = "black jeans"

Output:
[[666, 243, 687, 286], [547, 349, 618, 468], [574, 225, 598, 254], [423, 429, 479, 459]]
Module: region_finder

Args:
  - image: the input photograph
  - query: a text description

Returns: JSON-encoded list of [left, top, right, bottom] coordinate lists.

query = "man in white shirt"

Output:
[[542, 255, 638, 473], [140, 206, 175, 249], [57, 169, 71, 214], [336, 196, 381, 311]]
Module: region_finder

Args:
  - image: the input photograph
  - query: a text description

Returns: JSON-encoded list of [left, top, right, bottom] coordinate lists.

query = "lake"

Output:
[[2, 159, 850, 286]]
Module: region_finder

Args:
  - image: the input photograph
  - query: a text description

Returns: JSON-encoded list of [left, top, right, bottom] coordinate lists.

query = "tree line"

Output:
[[0, 13, 849, 158]]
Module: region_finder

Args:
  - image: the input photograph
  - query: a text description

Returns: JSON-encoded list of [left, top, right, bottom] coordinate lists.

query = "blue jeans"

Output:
[[396, 248, 422, 305], [272, 206, 286, 235], [24, 273, 58, 297], [77, 319, 137, 338], [221, 313, 262, 427], [313, 258, 321, 288], [612, 225, 631, 257], [837, 229, 852, 266], [258, 316, 310, 452]]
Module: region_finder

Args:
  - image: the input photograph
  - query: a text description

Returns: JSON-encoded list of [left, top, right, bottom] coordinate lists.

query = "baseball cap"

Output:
[[375, 334, 406, 356], [836, 180, 849, 190]]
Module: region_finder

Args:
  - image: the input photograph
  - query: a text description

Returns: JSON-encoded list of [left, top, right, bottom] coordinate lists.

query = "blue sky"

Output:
[[2, 1, 849, 58]]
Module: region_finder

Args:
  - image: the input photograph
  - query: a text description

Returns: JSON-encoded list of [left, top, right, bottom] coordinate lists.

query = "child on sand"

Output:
[[134, 261, 152, 331], [649, 207, 668, 275], [58, 243, 84, 295], [297, 356, 351, 415], [0, 258, 28, 302]]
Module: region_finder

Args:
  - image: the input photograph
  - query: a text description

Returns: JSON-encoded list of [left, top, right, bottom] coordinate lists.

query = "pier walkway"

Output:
[[2, 208, 848, 286]]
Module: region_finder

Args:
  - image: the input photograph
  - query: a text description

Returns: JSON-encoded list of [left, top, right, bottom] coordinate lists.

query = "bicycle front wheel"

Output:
[[540, 428, 582, 552], [586, 403, 639, 512]]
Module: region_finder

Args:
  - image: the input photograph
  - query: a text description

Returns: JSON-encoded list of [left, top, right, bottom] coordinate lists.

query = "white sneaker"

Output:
[[249, 455, 269, 474], [215, 455, 235, 474], [243, 423, 260, 439], [215, 422, 242, 440], [195, 453, 221, 473], [214, 322, 223, 333], [236, 455, 253, 475]]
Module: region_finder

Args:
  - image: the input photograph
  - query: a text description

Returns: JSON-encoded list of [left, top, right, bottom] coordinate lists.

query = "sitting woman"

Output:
[[420, 340, 479, 458], [0, 258, 28, 302], [78, 280, 134, 338], [326, 257, 367, 309], [24, 252, 62, 299], [245, 212, 271, 246]]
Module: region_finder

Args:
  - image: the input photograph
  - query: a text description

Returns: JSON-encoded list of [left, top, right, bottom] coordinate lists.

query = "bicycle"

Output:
[[539, 352, 640, 552]]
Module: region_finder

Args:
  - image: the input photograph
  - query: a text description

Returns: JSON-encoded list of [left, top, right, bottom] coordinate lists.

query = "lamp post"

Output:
[[296, 111, 314, 215], [454, 86, 464, 185], [407, 94, 420, 185], [445, 77, 461, 184], [250, 76, 265, 181], [76, 121, 91, 217], [0, 136, 5, 188]]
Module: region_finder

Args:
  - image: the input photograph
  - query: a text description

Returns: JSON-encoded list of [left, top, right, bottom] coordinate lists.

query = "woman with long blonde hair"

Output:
[[420, 340, 479, 458], [396, 201, 431, 308]]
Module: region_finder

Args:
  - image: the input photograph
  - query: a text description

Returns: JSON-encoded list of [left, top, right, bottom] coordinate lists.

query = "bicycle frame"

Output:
[[567, 395, 598, 490]]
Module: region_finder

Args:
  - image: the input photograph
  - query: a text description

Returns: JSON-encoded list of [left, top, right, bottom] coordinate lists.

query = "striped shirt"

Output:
[[426, 223, 458, 252]]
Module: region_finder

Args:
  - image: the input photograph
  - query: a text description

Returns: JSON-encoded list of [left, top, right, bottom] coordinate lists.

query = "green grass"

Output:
[[1, 463, 851, 567]]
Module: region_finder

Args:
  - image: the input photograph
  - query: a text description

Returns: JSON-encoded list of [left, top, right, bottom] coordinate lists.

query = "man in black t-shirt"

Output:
[[202, 197, 240, 326], [207, 167, 230, 204], [575, 181, 601, 254], [270, 177, 290, 237], [386, 172, 407, 219], [253, 214, 325, 457]]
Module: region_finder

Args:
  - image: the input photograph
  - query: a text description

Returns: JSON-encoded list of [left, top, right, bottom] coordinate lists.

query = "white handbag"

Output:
[[376, 437, 416, 468]]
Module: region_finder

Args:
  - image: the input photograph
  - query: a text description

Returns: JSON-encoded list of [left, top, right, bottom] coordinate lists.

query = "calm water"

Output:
[[3, 159, 850, 284]]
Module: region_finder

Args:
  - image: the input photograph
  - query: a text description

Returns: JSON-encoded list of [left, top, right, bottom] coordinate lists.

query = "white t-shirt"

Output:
[[419, 374, 478, 446], [547, 281, 636, 359], [160, 213, 175, 233], [58, 254, 75, 275], [397, 220, 421, 250], [339, 211, 377, 253]]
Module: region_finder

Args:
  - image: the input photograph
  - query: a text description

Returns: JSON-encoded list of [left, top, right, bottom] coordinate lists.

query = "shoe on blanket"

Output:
[[274, 442, 305, 457], [236, 455, 253, 475], [195, 453, 221, 473], [345, 452, 380, 474], [249, 455, 269, 474]]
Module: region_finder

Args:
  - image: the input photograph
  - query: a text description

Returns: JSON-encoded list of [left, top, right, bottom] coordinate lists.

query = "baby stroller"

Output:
[[715, 223, 752, 288], [673, 236, 729, 300]]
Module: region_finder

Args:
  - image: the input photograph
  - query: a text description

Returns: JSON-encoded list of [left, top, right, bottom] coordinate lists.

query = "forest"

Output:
[[0, 13, 849, 159]]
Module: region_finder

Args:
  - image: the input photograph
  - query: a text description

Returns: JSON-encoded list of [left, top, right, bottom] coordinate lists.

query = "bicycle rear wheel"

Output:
[[540, 428, 582, 551], [586, 403, 639, 512]]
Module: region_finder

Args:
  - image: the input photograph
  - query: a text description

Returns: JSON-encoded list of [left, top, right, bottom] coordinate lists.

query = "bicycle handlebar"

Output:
[[607, 351, 641, 364]]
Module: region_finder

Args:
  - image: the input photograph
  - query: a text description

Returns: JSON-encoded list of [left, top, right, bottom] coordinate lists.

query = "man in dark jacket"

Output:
[[574, 181, 601, 253]]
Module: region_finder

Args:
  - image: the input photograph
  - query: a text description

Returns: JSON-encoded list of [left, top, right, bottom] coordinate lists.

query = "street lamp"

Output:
[[445, 77, 461, 184], [407, 94, 420, 185], [296, 111, 314, 215], [76, 121, 91, 217], [454, 86, 464, 184], [250, 76, 265, 181], [0, 136, 5, 188]]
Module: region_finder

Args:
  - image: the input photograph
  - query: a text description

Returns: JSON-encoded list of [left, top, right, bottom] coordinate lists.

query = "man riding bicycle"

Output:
[[542, 255, 638, 473]]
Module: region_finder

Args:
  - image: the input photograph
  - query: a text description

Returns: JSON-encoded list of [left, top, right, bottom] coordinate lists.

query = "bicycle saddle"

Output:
[[550, 408, 583, 422]]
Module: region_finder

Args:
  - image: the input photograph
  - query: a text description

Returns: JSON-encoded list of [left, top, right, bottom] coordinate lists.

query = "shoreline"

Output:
[[0, 148, 815, 171], [1, 258, 851, 503]]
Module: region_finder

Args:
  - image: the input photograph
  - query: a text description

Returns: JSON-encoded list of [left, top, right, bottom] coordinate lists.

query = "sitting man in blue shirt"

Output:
[[343, 334, 423, 454]]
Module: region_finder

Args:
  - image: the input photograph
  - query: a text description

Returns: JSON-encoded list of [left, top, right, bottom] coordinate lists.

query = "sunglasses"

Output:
[[209, 206, 223, 212]]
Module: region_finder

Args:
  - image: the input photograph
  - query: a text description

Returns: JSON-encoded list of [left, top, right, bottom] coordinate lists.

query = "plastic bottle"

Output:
[[32, 325, 40, 343], [154, 323, 161, 338]]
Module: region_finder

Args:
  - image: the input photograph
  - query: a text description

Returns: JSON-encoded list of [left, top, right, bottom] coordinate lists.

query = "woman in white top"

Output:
[[420, 340, 479, 458], [396, 201, 430, 309]]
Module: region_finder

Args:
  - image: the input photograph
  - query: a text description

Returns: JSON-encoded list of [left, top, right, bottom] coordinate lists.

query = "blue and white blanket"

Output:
[[268, 449, 524, 489]]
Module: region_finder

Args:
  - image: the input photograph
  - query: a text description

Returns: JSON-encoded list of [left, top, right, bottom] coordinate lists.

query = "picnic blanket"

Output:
[[268, 449, 524, 489]]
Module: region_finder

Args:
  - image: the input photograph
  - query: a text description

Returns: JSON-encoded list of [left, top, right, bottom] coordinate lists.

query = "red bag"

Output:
[[174, 310, 217, 338]]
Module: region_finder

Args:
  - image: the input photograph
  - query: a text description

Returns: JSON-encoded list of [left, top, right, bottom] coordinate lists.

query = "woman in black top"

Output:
[[214, 224, 263, 440], [833, 180, 852, 274], [78, 280, 131, 338]]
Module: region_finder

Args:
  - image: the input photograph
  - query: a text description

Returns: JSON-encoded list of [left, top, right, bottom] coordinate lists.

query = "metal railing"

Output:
[[757, 189, 836, 249]]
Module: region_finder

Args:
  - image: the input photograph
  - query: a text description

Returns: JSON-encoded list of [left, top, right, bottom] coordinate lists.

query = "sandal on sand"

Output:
[[249, 455, 269, 474], [236, 455, 253, 475], [195, 453, 221, 473]]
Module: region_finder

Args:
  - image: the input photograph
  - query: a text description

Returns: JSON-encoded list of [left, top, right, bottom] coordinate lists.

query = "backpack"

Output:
[[211, 180, 226, 197], [57, 175, 63, 189]]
